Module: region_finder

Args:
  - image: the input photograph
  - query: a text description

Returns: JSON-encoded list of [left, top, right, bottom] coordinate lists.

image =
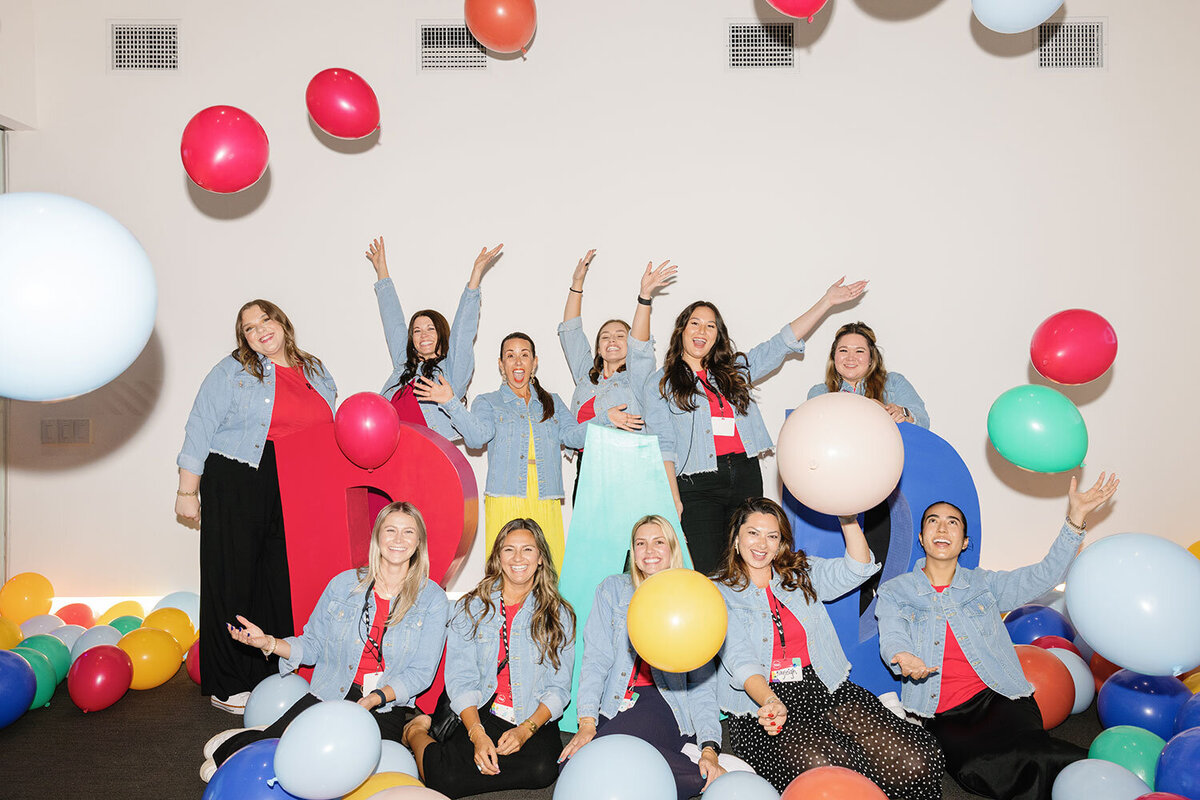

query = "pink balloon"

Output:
[[765, 0, 830, 22], [305, 68, 381, 139], [1030, 309, 1117, 385], [185, 639, 200, 685], [67, 644, 133, 713], [334, 393, 402, 470], [180, 105, 269, 193]]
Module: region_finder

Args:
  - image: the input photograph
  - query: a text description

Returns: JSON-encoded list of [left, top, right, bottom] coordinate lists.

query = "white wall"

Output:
[[0, 0, 37, 128], [4, 0, 1198, 598]]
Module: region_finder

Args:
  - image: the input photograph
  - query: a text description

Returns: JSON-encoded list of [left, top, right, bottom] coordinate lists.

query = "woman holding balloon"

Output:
[[714, 497, 944, 798], [875, 472, 1119, 800], [806, 321, 929, 428], [176, 299, 336, 713]]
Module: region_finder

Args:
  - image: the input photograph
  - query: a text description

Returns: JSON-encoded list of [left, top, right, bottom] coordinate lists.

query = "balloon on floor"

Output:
[[0, 573, 54, 624], [554, 734, 675, 800], [1097, 671, 1191, 741]]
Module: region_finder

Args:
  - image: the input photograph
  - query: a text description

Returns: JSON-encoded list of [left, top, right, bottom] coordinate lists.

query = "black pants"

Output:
[[677, 452, 763, 576], [199, 444, 294, 699]]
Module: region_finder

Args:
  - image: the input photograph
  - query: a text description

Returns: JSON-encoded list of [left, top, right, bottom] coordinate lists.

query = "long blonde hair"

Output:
[[357, 501, 430, 627], [629, 515, 685, 588]]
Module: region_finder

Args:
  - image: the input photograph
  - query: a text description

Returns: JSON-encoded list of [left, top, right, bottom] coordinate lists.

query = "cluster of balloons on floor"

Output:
[[766, 0, 1064, 35]]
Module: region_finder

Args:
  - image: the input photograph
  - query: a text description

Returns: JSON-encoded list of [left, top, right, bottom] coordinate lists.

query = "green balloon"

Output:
[[987, 384, 1088, 473], [1088, 724, 1166, 789], [11, 647, 55, 709], [109, 615, 143, 637], [17, 633, 71, 684]]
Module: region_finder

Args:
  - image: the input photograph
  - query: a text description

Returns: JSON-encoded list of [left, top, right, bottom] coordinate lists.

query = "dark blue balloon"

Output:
[[1173, 691, 1200, 737], [201, 739, 302, 800], [1004, 604, 1076, 645], [0, 650, 37, 728], [1156, 728, 1200, 800], [1097, 669, 1191, 741]]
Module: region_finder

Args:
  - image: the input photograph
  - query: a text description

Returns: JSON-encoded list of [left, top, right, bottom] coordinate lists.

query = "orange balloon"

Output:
[[0, 615, 22, 649], [464, 0, 537, 53], [142, 607, 195, 655], [1090, 652, 1122, 693], [627, 568, 727, 673], [55, 602, 96, 628], [0, 572, 54, 624], [98, 600, 146, 626], [1188, 540, 1200, 561], [1016, 644, 1075, 728], [118, 627, 182, 690], [1184, 673, 1200, 694], [781, 765, 888, 800], [343, 772, 423, 800]]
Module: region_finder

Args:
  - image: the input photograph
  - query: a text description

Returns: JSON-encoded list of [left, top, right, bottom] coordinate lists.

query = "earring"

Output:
[[734, 541, 740, 554]]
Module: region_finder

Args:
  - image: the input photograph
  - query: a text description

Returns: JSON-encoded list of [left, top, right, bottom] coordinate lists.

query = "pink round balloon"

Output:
[[777, 393, 905, 517], [180, 105, 269, 193], [185, 639, 200, 685], [305, 68, 381, 139], [765, 0, 830, 22], [1029, 309, 1117, 385], [334, 393, 402, 471]]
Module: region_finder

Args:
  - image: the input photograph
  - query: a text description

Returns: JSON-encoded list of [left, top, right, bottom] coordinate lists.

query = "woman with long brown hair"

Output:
[[807, 321, 929, 428]]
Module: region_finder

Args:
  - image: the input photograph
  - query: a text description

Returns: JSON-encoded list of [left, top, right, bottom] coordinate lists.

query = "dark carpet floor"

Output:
[[0, 671, 1103, 800]]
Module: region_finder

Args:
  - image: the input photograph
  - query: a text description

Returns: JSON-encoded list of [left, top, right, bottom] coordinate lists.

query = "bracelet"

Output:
[[569, 287, 583, 294], [637, 295, 652, 306], [176, 490, 199, 497], [371, 689, 388, 706], [764, 694, 781, 706], [466, 722, 485, 740], [524, 719, 540, 734], [261, 635, 276, 658], [1065, 516, 1086, 534], [577, 717, 597, 728]]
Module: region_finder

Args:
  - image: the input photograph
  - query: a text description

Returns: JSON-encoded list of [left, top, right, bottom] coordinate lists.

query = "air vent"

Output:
[[419, 24, 487, 70], [110, 21, 179, 70], [1038, 20, 1105, 70], [729, 22, 794, 70]]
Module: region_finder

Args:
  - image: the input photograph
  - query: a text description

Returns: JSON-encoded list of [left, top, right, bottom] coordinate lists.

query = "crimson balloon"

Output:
[[180, 105, 269, 193], [306, 68, 381, 139], [1030, 309, 1118, 385], [334, 392, 401, 470], [765, 0, 830, 22], [465, 0, 537, 53], [186, 639, 201, 685], [67, 644, 133, 713]]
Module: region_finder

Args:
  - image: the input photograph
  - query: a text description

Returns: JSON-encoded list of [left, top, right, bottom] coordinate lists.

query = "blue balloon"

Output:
[[69, 624, 121, 663], [202, 739, 303, 800], [273, 700, 380, 800], [1173, 692, 1200, 737], [1156, 728, 1200, 800], [972, 0, 1062, 34], [1005, 604, 1076, 645], [555, 734, 675, 800], [49, 624, 85, 651], [702, 770, 781, 800], [1097, 670, 1191, 741], [0, 650, 37, 728], [1052, 759, 1150, 800], [1047, 648, 1096, 715], [376, 740, 419, 778], [244, 673, 310, 728], [152, 591, 200, 629]]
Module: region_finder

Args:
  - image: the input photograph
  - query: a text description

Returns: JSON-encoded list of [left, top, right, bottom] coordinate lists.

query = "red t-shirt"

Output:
[[577, 396, 597, 425], [267, 365, 333, 440], [492, 601, 523, 714], [354, 592, 389, 686], [767, 586, 811, 681], [631, 656, 655, 689], [932, 585, 988, 712], [390, 382, 428, 427], [696, 369, 745, 456]]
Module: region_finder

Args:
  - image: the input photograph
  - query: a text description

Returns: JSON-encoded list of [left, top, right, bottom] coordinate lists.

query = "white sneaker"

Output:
[[877, 691, 906, 719], [211, 691, 251, 714], [203, 726, 266, 760], [200, 758, 217, 783]]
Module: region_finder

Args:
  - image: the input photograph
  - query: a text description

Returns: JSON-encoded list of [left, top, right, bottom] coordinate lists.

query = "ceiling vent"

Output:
[[729, 22, 795, 70], [1038, 20, 1106, 70], [419, 23, 487, 70], [110, 21, 179, 70]]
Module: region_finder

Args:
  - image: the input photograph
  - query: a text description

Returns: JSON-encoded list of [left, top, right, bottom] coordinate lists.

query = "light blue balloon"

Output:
[[1066, 533, 1200, 676], [1047, 647, 1096, 714], [69, 624, 121, 663], [273, 700, 380, 800], [19, 614, 63, 637], [703, 770, 781, 800], [1052, 759, 1150, 800], [152, 591, 200, 629], [48, 624, 85, 650], [244, 673, 310, 728], [972, 0, 1062, 34], [554, 734, 675, 800], [375, 740, 419, 778]]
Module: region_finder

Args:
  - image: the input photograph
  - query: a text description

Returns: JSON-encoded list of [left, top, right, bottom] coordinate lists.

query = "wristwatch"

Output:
[[700, 740, 721, 756]]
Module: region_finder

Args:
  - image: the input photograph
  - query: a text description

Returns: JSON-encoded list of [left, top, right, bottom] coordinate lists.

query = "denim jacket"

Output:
[[716, 552, 880, 715], [441, 385, 587, 500], [445, 590, 575, 722], [576, 575, 721, 744], [375, 278, 480, 441], [279, 571, 449, 712], [557, 318, 657, 428], [640, 325, 805, 475], [177, 354, 337, 475], [875, 523, 1084, 717], [806, 371, 930, 429]]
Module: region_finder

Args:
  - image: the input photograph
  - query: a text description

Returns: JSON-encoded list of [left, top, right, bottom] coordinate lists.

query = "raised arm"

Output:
[[631, 259, 677, 342], [367, 237, 409, 371], [788, 277, 868, 342], [562, 249, 596, 323], [468, 243, 503, 290]]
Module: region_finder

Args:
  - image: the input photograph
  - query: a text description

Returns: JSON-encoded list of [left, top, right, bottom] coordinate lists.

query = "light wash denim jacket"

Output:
[[440, 385, 587, 500], [279, 570, 449, 712], [640, 325, 805, 475], [875, 523, 1084, 717], [806, 371, 930, 429], [445, 590, 575, 722], [716, 552, 880, 715], [576, 575, 721, 744], [375, 278, 480, 441], [177, 354, 337, 475], [557, 318, 657, 428]]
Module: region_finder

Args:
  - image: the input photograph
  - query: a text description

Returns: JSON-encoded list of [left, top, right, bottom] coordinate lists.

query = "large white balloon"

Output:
[[0, 192, 156, 402], [777, 393, 905, 517], [973, 0, 1062, 35]]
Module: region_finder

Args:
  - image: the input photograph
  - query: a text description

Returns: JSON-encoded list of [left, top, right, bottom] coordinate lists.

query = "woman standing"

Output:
[[403, 519, 575, 799], [807, 321, 929, 428], [176, 300, 336, 713], [715, 497, 944, 798]]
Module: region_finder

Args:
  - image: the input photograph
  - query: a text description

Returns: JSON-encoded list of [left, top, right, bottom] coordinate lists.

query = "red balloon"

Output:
[[765, 0, 831, 22], [782, 766, 888, 800], [1091, 652, 1122, 693], [1136, 794, 1192, 800], [1032, 635, 1082, 658], [185, 640, 200, 685], [67, 644, 133, 713], [1016, 644, 1075, 729], [465, 0, 537, 53], [334, 392, 401, 470], [305, 68, 380, 139], [55, 602, 96, 628], [1030, 309, 1118, 385], [180, 105, 270, 194]]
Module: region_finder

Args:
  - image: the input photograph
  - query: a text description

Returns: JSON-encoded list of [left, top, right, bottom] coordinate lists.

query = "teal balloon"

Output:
[[987, 385, 1087, 473], [108, 615, 142, 636], [18, 633, 71, 684], [11, 647, 55, 709], [1088, 725, 1166, 790]]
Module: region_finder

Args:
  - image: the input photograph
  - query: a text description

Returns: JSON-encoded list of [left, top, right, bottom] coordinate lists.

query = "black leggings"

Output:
[[677, 452, 763, 576]]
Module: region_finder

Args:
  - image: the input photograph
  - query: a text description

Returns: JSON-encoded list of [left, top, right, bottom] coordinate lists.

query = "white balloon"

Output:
[[973, 0, 1063, 35], [0, 192, 156, 402], [1046, 647, 1095, 714]]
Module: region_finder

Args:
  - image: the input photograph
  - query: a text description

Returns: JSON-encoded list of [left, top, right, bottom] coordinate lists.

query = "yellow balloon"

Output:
[[1184, 672, 1200, 694], [0, 615, 22, 649], [1189, 540, 1200, 561], [98, 600, 146, 626], [142, 608, 195, 656], [0, 572, 54, 624], [119, 627, 183, 689], [627, 568, 727, 673], [342, 772, 423, 799]]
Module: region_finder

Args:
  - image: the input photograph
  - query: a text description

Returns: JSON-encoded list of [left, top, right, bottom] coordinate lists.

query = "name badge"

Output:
[[617, 691, 639, 713], [490, 701, 517, 723], [770, 659, 805, 684], [362, 671, 383, 694], [711, 416, 736, 438]]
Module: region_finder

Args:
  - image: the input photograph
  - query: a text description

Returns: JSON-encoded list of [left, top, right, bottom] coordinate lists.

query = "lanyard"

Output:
[[497, 598, 512, 676], [767, 590, 786, 650], [697, 373, 726, 412], [360, 584, 391, 668]]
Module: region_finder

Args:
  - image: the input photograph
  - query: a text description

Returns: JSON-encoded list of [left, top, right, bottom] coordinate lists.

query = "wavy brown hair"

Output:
[[457, 518, 575, 670], [713, 497, 817, 604], [388, 309, 452, 394], [824, 321, 888, 401], [500, 333, 555, 423], [588, 319, 630, 385], [232, 299, 324, 382], [658, 301, 752, 415], [356, 501, 430, 628]]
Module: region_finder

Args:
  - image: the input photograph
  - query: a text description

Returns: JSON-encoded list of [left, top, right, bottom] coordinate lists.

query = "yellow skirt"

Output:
[[483, 460, 565, 575]]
